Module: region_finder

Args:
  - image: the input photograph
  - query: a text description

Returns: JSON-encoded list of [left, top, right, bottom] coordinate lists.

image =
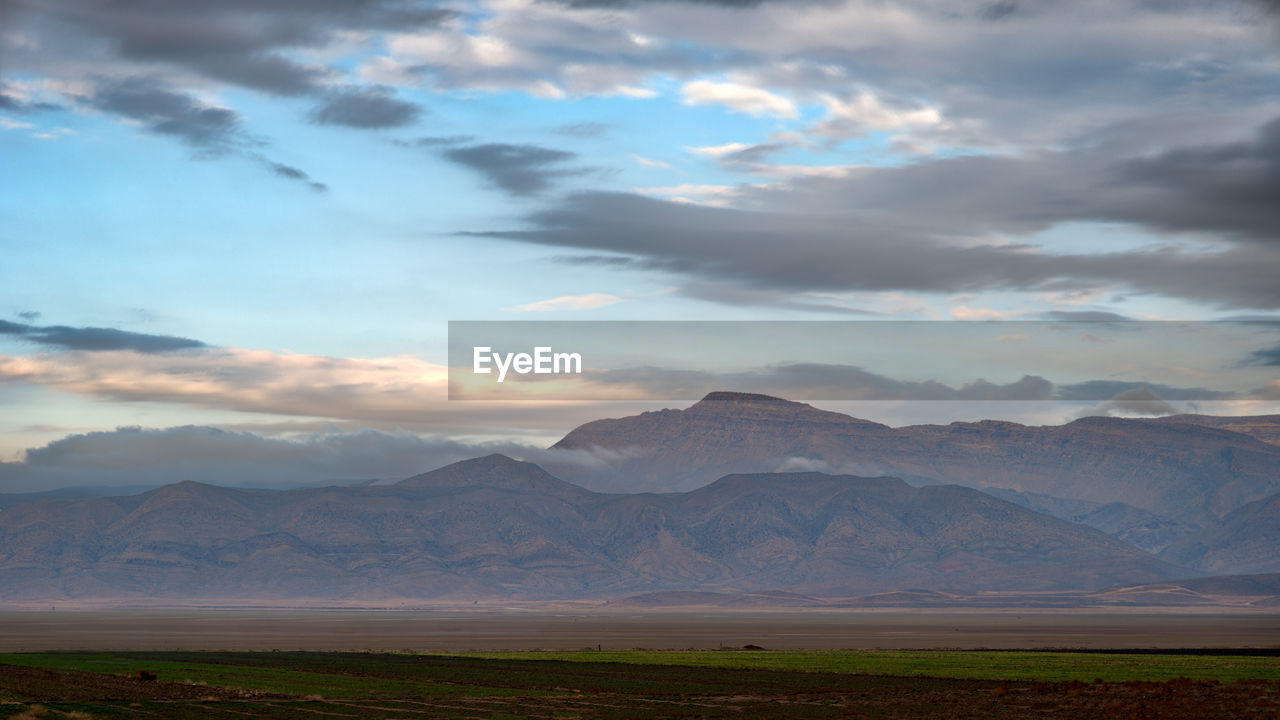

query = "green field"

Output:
[[457, 648, 1280, 683], [1, 650, 1277, 719]]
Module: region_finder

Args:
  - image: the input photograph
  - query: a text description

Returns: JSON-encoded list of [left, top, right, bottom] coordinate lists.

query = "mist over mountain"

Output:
[[0, 454, 1184, 603], [550, 392, 1280, 528]]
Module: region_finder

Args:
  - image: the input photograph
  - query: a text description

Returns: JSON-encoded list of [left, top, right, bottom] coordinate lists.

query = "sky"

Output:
[[1, 0, 1279, 492]]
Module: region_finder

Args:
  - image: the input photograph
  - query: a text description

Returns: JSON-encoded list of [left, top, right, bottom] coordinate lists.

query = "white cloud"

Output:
[[631, 154, 671, 169], [950, 305, 1028, 321], [680, 79, 798, 118], [0, 116, 35, 130], [748, 164, 860, 179], [685, 141, 754, 157], [634, 183, 743, 207], [504, 293, 625, 312], [31, 127, 74, 140], [811, 90, 944, 139]]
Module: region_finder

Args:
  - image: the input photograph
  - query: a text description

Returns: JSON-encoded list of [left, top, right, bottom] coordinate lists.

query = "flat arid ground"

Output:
[[1, 650, 1278, 719], [2, 611, 1280, 652]]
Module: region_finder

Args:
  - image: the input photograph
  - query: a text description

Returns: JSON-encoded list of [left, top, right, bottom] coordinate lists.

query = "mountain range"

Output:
[[2, 391, 1278, 605], [551, 392, 1280, 528], [0, 454, 1182, 602]]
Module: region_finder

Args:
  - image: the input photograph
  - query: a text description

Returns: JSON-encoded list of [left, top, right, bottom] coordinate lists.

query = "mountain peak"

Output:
[[696, 391, 806, 406], [397, 454, 588, 495]]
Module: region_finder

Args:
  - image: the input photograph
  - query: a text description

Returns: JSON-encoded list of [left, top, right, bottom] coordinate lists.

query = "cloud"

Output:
[[85, 76, 327, 188], [0, 343, 683, 440], [504, 293, 625, 312], [1247, 342, 1280, 367], [88, 76, 245, 154], [1057, 381, 1234, 402], [308, 86, 422, 129], [398, 135, 474, 148], [686, 141, 756, 158], [557, 122, 610, 138], [265, 161, 328, 192], [0, 85, 63, 114], [551, 0, 779, 7], [811, 90, 944, 139], [0, 320, 206, 354], [1038, 311, 1134, 322], [1073, 386, 1184, 418], [631, 154, 671, 168], [441, 142, 593, 196], [471, 115, 1280, 310], [0, 425, 543, 493], [0, 347, 448, 423], [680, 79, 798, 118], [0, 421, 673, 494], [19, 1, 454, 98], [368, 5, 675, 99], [633, 183, 742, 206], [580, 363, 1057, 401]]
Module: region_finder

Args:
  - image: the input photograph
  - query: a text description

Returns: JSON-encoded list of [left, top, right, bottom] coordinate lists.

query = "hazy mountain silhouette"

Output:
[[0, 454, 1184, 602]]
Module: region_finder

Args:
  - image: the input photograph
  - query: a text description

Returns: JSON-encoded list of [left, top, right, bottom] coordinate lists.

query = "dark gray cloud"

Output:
[[26, 1, 453, 97], [1248, 343, 1280, 367], [473, 116, 1280, 309], [442, 143, 592, 196], [396, 135, 474, 148], [88, 76, 244, 154], [980, 0, 1019, 21], [266, 161, 328, 192], [0, 319, 207, 353], [3, 2, 448, 188], [1108, 117, 1280, 243], [86, 76, 326, 188], [1057, 381, 1234, 402], [309, 86, 422, 129]]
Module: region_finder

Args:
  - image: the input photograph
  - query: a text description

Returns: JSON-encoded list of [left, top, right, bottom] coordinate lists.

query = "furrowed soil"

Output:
[[1, 651, 1278, 719]]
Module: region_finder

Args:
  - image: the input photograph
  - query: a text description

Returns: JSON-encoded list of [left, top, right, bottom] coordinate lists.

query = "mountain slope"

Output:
[[1158, 491, 1280, 575], [1152, 414, 1280, 447], [982, 488, 1199, 553], [0, 456, 1186, 602]]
